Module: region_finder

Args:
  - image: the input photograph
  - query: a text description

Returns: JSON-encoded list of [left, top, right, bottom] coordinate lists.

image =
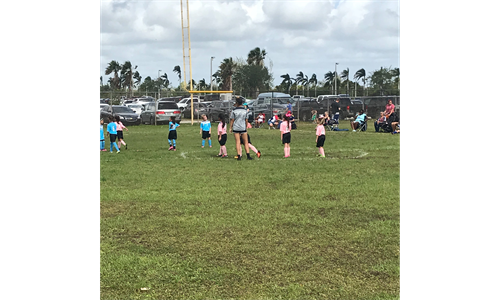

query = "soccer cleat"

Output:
[[216, 154, 222, 157], [234, 155, 240, 159], [110, 151, 113, 153], [247, 156, 253, 160], [257, 151, 261, 158], [101, 149, 107, 152], [125, 145, 128, 150], [320, 155, 326, 158], [117, 150, 120, 153], [221, 155, 228, 158], [168, 146, 173, 151], [173, 148, 176, 151]]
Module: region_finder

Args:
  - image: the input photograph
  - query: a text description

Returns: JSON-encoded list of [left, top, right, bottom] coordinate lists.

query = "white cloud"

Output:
[[100, 0, 400, 88]]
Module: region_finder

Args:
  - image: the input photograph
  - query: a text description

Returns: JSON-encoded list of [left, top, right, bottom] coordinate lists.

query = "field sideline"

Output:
[[100, 120, 400, 299]]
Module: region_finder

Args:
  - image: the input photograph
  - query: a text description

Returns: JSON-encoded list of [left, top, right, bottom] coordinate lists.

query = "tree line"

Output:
[[100, 47, 399, 99]]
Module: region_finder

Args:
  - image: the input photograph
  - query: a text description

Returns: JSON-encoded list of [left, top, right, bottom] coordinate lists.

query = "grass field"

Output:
[[100, 119, 400, 300]]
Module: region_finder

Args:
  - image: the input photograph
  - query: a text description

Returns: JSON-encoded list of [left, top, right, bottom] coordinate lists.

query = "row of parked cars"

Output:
[[99, 94, 400, 125]]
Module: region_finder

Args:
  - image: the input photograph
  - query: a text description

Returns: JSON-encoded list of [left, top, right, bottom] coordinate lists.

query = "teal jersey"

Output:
[[107, 122, 117, 135], [200, 120, 211, 131]]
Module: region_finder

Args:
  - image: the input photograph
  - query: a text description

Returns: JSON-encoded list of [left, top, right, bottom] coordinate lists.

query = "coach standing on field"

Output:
[[229, 97, 253, 160]]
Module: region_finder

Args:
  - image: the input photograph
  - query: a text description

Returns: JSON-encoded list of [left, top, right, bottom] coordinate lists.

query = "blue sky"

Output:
[[100, 0, 399, 89]]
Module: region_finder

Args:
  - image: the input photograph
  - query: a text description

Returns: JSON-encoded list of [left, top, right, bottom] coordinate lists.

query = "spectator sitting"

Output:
[[268, 114, 279, 129], [256, 113, 265, 127], [391, 111, 400, 133], [374, 111, 387, 132], [350, 109, 367, 131]]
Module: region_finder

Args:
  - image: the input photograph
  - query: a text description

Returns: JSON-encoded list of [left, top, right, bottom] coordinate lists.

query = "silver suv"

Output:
[[140, 101, 181, 125]]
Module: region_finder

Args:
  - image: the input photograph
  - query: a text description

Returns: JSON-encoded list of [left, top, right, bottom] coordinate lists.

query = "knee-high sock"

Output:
[[100, 141, 105, 150], [249, 144, 258, 154], [320, 148, 325, 156], [112, 142, 119, 151], [173, 139, 176, 147], [284, 147, 287, 156], [117, 141, 121, 148], [208, 139, 212, 147], [168, 139, 172, 146], [121, 140, 126, 146], [286, 146, 290, 157], [222, 145, 227, 155], [202, 139, 205, 147]]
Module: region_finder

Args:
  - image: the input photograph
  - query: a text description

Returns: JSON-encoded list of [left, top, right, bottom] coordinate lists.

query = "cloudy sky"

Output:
[[100, 0, 399, 89]]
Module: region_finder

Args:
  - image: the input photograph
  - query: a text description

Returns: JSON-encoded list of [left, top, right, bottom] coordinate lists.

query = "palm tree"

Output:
[[160, 73, 170, 89], [295, 71, 306, 95], [133, 71, 142, 87], [296, 71, 309, 96], [105, 60, 121, 90], [120, 61, 137, 97], [219, 57, 237, 91], [324, 71, 335, 94], [173, 66, 182, 88], [247, 47, 267, 66], [309, 74, 318, 97], [100, 76, 103, 87], [354, 68, 366, 96], [198, 78, 207, 91], [280, 74, 293, 94], [340, 68, 349, 95]]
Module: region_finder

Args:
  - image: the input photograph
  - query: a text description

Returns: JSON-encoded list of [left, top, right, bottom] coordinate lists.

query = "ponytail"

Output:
[[218, 114, 225, 129]]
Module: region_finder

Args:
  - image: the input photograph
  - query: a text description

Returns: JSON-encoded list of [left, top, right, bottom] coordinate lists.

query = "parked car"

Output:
[[125, 103, 144, 116], [182, 102, 210, 120], [177, 97, 200, 111], [252, 92, 290, 117], [207, 100, 235, 122], [99, 104, 109, 118], [100, 105, 141, 125], [140, 101, 181, 125]]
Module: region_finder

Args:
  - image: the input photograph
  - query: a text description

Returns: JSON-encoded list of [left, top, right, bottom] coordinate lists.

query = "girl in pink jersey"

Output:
[[280, 115, 292, 158], [115, 116, 129, 150], [216, 114, 228, 158], [316, 116, 326, 158]]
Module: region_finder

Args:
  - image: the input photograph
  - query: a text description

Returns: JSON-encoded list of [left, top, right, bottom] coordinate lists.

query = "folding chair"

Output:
[[355, 115, 367, 132]]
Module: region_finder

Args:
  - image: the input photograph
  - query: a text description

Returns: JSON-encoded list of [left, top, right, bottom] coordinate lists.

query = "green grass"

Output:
[[101, 120, 400, 300]]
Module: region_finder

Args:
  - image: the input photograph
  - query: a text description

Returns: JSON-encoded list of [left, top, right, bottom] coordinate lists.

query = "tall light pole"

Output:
[[156, 69, 161, 126], [335, 63, 339, 96], [210, 56, 214, 92], [158, 70, 161, 99]]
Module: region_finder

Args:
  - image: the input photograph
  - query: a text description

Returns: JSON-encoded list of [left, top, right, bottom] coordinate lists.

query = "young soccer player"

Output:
[[100, 119, 106, 151], [200, 114, 212, 148], [216, 114, 228, 158], [316, 116, 326, 158], [168, 116, 179, 151], [280, 115, 292, 158], [106, 116, 120, 153], [115, 115, 128, 150], [240, 133, 261, 158]]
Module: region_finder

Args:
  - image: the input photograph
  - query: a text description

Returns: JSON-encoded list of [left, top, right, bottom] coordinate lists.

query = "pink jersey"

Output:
[[116, 121, 125, 131], [385, 104, 395, 115], [218, 122, 227, 135], [316, 125, 325, 136], [280, 121, 291, 134]]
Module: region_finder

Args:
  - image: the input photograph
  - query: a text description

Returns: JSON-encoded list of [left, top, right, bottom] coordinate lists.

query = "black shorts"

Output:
[[240, 134, 251, 145], [316, 135, 325, 147], [233, 130, 247, 134], [109, 134, 117, 143], [282, 132, 291, 144], [117, 131, 124, 140], [219, 134, 227, 146], [202, 131, 211, 139], [168, 130, 177, 140]]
